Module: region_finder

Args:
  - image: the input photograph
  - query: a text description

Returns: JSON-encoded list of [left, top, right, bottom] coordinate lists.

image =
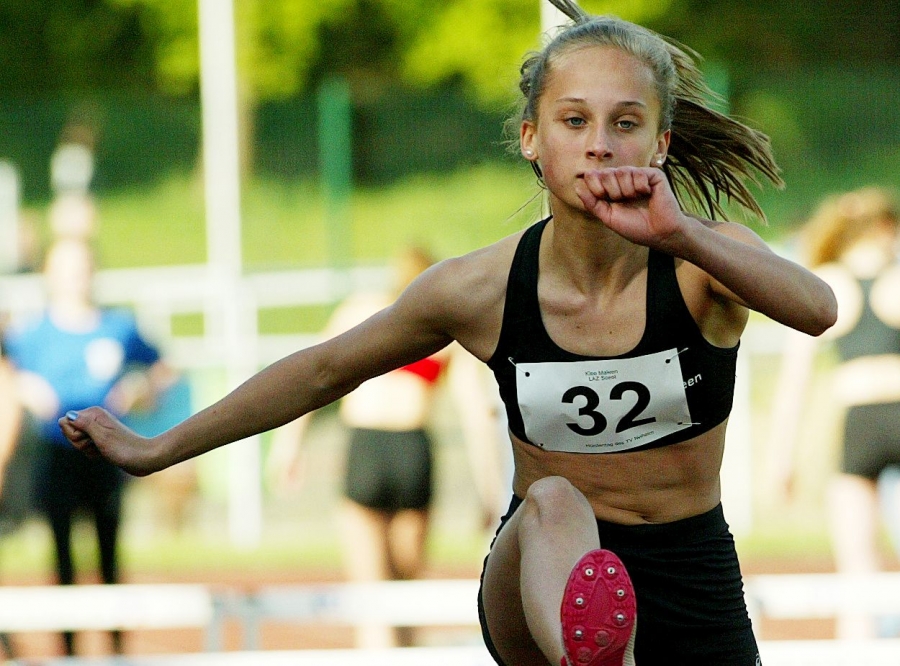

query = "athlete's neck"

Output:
[[542, 215, 648, 297]]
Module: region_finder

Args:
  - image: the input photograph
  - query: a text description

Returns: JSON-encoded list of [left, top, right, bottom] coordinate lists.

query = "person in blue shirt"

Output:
[[4, 237, 173, 656]]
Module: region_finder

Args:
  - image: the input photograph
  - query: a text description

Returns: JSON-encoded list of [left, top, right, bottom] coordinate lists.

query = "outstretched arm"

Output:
[[60, 275, 458, 477], [576, 166, 837, 337], [662, 220, 836, 337]]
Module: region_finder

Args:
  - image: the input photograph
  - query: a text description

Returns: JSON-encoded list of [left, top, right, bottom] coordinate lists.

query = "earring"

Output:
[[655, 157, 665, 167], [524, 149, 534, 158]]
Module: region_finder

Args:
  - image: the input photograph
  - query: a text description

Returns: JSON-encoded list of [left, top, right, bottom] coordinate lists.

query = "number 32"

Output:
[[562, 381, 656, 436]]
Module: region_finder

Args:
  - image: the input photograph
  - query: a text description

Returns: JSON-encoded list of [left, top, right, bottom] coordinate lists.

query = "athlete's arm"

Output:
[[576, 166, 837, 338], [668, 219, 837, 338], [59, 260, 474, 477]]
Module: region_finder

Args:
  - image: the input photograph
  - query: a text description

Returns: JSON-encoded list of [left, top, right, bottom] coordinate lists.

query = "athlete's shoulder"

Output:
[[429, 230, 526, 306], [410, 229, 528, 359]]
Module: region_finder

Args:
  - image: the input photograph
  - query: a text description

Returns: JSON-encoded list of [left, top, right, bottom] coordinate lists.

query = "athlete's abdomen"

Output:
[[508, 421, 727, 525]]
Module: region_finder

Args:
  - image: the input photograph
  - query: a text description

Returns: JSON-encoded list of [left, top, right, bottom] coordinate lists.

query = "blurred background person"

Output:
[[770, 186, 900, 639], [0, 343, 24, 661], [268, 246, 505, 649], [3, 237, 176, 656]]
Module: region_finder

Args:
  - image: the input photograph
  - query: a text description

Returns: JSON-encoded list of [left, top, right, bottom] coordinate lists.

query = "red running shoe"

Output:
[[559, 549, 636, 666]]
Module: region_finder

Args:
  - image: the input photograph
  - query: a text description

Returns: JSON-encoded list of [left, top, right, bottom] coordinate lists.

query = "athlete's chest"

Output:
[[538, 275, 649, 357]]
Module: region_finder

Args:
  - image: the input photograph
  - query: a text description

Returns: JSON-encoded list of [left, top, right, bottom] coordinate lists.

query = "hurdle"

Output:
[[11, 576, 900, 665], [745, 572, 900, 619], [0, 580, 484, 654], [237, 579, 482, 649], [21, 640, 900, 666], [24, 645, 497, 665], [759, 638, 900, 665], [0, 584, 222, 650]]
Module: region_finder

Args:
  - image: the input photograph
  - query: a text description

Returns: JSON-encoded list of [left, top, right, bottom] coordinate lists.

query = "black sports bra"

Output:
[[834, 275, 900, 362], [486, 218, 738, 454]]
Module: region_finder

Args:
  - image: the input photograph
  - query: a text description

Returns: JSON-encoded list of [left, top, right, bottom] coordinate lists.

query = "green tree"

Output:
[[109, 0, 353, 97], [649, 0, 900, 73], [108, 0, 678, 104], [401, 0, 675, 105], [0, 0, 153, 93], [108, 0, 355, 173]]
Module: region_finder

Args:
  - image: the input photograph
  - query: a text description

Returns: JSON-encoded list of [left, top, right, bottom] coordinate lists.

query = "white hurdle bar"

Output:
[[0, 584, 221, 649], [9, 575, 900, 666], [22, 646, 497, 666], [745, 572, 900, 619], [20, 641, 900, 666], [759, 638, 900, 665], [239, 579, 482, 649]]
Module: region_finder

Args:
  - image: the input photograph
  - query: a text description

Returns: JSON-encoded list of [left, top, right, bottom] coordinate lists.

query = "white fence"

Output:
[[746, 572, 900, 619], [23, 642, 900, 666], [0, 584, 215, 634], [5, 576, 900, 665], [27, 647, 497, 666], [0, 263, 390, 370]]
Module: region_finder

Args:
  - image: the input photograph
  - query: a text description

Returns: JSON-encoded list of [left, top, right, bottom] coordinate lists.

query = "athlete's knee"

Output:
[[522, 476, 592, 528]]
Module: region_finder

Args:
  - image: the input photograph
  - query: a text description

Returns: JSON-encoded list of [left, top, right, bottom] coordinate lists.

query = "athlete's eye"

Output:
[[616, 120, 637, 130], [565, 116, 586, 127]]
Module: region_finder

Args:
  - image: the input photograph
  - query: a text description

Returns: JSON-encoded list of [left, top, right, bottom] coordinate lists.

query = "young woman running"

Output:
[[59, 2, 836, 664]]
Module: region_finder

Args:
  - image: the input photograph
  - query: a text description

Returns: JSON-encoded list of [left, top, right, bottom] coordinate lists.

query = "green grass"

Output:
[[0, 518, 490, 579], [90, 163, 539, 271], [88, 158, 899, 271]]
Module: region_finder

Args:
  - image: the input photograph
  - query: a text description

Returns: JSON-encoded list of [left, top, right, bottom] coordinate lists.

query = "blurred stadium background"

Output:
[[0, 0, 898, 661]]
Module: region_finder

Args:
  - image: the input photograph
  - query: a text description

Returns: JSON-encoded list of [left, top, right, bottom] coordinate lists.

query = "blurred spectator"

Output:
[[0, 348, 25, 533], [268, 246, 504, 648], [51, 108, 98, 197], [770, 186, 900, 639], [14, 209, 42, 274], [49, 108, 99, 242], [3, 238, 176, 655], [0, 344, 24, 661], [48, 192, 97, 240]]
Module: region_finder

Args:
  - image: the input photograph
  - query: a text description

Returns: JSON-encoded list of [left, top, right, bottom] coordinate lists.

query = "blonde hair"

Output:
[[512, 0, 782, 221], [802, 187, 900, 267]]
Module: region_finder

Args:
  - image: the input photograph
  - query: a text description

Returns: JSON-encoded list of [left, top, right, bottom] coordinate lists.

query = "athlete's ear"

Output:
[[521, 120, 538, 162], [653, 129, 671, 166]]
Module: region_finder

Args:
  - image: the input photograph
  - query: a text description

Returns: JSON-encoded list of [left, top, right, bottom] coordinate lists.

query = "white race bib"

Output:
[[516, 349, 692, 453]]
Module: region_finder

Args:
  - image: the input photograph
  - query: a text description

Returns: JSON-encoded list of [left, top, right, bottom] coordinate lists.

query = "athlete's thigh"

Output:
[[480, 508, 547, 666]]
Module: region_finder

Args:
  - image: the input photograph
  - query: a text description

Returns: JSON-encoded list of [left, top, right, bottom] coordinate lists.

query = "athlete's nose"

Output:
[[586, 126, 613, 161]]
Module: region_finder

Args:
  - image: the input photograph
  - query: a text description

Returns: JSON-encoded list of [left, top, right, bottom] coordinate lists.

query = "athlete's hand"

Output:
[[575, 166, 689, 250], [58, 407, 160, 477]]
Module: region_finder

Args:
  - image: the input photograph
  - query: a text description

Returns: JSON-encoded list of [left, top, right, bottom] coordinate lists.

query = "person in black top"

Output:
[[59, 2, 836, 664], [771, 186, 900, 640]]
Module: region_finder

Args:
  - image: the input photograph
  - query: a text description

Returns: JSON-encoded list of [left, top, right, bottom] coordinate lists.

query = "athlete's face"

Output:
[[520, 45, 670, 213]]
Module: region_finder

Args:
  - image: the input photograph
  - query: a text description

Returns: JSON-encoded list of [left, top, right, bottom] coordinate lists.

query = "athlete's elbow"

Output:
[[307, 356, 361, 406], [801, 289, 839, 337]]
